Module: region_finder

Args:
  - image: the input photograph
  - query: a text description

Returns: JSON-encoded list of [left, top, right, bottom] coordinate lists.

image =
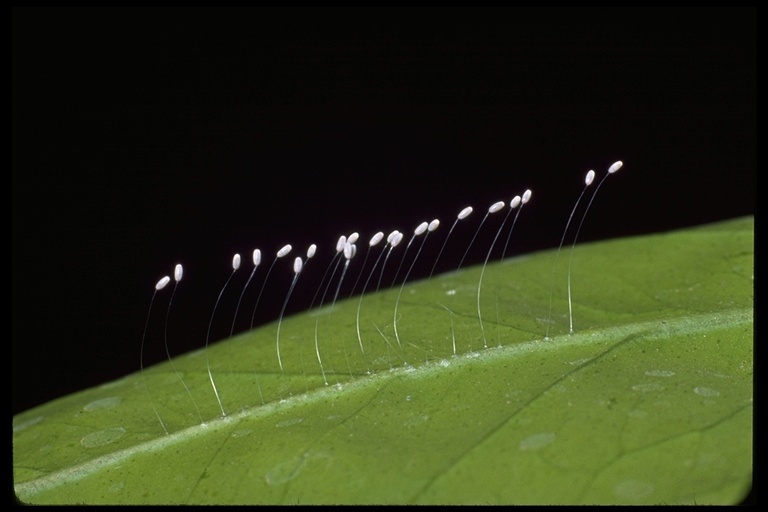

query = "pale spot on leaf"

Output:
[[693, 386, 720, 397], [519, 432, 556, 451], [644, 370, 675, 377], [83, 396, 122, 412], [613, 479, 654, 500], [81, 427, 126, 448], [13, 416, 43, 433], [631, 382, 664, 392]]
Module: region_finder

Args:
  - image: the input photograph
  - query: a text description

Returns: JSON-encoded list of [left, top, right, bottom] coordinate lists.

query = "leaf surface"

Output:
[[13, 217, 753, 504]]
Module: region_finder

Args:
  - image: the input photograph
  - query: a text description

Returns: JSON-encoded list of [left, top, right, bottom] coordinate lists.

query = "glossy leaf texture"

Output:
[[13, 216, 753, 504]]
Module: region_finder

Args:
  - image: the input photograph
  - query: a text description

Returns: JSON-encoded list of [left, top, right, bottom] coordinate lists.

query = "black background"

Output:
[[13, 8, 755, 417]]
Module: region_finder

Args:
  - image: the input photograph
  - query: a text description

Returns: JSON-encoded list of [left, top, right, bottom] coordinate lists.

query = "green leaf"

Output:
[[13, 216, 753, 505]]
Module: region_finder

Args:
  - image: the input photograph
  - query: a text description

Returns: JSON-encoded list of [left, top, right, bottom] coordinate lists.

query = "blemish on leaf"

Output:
[[631, 382, 664, 392], [613, 479, 655, 501], [644, 370, 675, 377], [80, 427, 126, 448], [83, 396, 122, 411], [519, 432, 556, 451], [404, 414, 431, 428], [99, 377, 128, 390], [231, 429, 252, 438], [693, 387, 720, 397], [264, 454, 309, 486], [275, 418, 303, 428], [13, 415, 43, 433]]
